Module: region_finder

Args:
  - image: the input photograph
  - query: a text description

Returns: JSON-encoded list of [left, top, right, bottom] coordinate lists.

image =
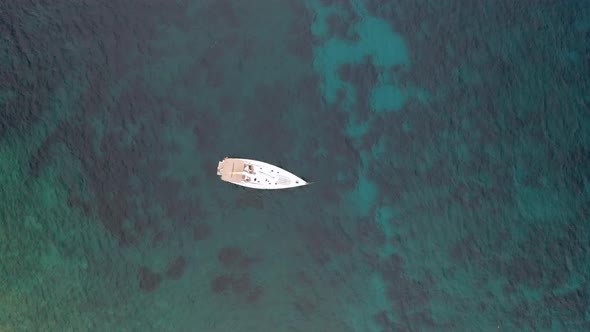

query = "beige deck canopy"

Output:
[[217, 158, 248, 182]]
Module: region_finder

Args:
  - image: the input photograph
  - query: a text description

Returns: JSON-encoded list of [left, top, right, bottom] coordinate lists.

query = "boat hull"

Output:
[[216, 158, 308, 190]]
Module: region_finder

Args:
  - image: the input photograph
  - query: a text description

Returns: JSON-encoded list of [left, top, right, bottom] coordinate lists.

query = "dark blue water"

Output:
[[1, 1, 589, 331]]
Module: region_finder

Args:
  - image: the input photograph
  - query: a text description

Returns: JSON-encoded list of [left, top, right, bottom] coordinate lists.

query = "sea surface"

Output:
[[1, 1, 589, 331]]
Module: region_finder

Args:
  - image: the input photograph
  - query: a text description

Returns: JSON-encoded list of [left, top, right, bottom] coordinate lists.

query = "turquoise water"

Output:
[[1, 1, 589, 331]]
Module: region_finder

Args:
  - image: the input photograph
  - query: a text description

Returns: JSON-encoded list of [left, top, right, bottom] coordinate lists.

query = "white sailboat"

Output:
[[216, 157, 309, 189]]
